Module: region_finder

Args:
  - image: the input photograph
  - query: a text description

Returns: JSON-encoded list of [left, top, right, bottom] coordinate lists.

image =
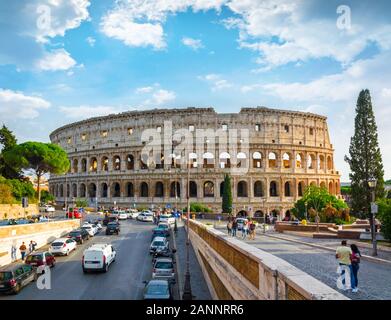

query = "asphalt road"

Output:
[[0, 219, 177, 300]]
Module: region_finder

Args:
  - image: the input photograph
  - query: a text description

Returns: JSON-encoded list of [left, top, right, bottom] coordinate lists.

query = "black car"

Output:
[[67, 228, 90, 244], [0, 263, 36, 294], [103, 216, 118, 226], [106, 222, 120, 235], [151, 227, 169, 241]]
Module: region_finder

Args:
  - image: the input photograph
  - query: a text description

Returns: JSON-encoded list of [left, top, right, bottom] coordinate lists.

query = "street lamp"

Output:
[[368, 178, 378, 256]]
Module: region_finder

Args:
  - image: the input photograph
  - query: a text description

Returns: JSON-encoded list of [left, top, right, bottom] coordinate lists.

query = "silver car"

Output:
[[152, 257, 175, 281], [143, 279, 173, 300]]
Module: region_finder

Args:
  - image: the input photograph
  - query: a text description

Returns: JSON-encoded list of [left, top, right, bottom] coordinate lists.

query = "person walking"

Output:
[[19, 242, 27, 261], [11, 243, 17, 262], [249, 220, 256, 240], [227, 219, 233, 236], [350, 244, 361, 293], [29, 240, 37, 253], [335, 240, 353, 291], [242, 220, 248, 240], [232, 218, 238, 237]]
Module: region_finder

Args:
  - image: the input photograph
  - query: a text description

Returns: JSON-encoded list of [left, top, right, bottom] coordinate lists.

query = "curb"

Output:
[[171, 221, 183, 300], [262, 233, 391, 266]]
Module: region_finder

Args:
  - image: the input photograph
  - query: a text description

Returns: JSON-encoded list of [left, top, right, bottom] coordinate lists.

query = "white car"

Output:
[[82, 243, 116, 273], [40, 204, 55, 212], [117, 211, 128, 220], [126, 209, 139, 219], [159, 214, 175, 225], [82, 224, 98, 236], [137, 211, 154, 222], [50, 238, 77, 256]]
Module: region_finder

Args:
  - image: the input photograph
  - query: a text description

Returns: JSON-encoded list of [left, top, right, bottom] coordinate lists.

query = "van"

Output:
[[82, 244, 116, 273]]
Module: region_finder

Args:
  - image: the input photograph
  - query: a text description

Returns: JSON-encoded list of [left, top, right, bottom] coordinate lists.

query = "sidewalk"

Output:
[[173, 220, 211, 300]]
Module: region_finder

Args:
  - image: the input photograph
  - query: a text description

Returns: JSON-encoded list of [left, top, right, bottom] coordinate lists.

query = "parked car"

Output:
[[150, 237, 169, 254], [25, 251, 56, 273], [143, 279, 173, 300], [152, 257, 175, 281], [82, 223, 98, 236], [126, 209, 139, 219], [91, 221, 103, 231], [152, 248, 176, 265], [236, 218, 248, 231], [49, 238, 77, 256], [103, 215, 118, 226], [0, 263, 37, 295], [82, 244, 116, 273], [105, 222, 120, 235], [39, 204, 55, 213], [68, 228, 90, 244], [67, 208, 82, 219], [151, 227, 169, 241], [117, 211, 128, 220], [159, 214, 175, 225], [137, 211, 154, 222]]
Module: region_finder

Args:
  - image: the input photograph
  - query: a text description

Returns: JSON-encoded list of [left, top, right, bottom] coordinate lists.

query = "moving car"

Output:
[[157, 222, 170, 231], [67, 208, 82, 219], [159, 214, 175, 225], [151, 227, 169, 241], [126, 209, 139, 219], [103, 215, 118, 226], [82, 244, 116, 273], [49, 238, 77, 256], [106, 222, 120, 235], [25, 251, 56, 272], [149, 237, 169, 254], [81, 224, 98, 237], [137, 211, 154, 222], [143, 279, 173, 300], [152, 257, 175, 281], [68, 228, 90, 244], [117, 210, 128, 220], [39, 204, 55, 213], [0, 263, 37, 295]]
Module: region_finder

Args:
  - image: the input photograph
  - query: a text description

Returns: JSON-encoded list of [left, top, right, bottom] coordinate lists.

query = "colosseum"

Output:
[[49, 107, 341, 219]]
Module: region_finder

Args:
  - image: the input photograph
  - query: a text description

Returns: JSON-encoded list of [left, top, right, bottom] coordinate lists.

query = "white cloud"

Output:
[[100, 0, 226, 49], [0, 88, 51, 119], [143, 89, 176, 106], [198, 74, 233, 91], [135, 86, 154, 94], [86, 36, 96, 47], [59, 105, 125, 119], [182, 37, 204, 50], [35, 49, 76, 71]]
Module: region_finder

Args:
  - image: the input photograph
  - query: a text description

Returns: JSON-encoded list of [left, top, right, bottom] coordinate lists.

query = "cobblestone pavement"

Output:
[[175, 221, 212, 300], [214, 224, 391, 300]]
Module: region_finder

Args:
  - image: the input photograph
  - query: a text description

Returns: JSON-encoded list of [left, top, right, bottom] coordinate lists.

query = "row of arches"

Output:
[[69, 152, 334, 173], [53, 180, 340, 199]]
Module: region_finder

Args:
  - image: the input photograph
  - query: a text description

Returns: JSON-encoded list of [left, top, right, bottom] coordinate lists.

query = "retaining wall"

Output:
[[0, 204, 39, 220]]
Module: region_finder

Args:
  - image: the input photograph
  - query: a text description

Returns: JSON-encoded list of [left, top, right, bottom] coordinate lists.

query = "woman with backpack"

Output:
[[350, 244, 361, 293], [249, 221, 256, 240]]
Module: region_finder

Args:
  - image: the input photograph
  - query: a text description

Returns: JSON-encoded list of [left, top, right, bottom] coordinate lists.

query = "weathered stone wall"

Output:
[[188, 219, 348, 300], [0, 219, 80, 266], [0, 204, 39, 220]]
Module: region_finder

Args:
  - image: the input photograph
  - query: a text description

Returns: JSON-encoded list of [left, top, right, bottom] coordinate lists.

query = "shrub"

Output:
[[75, 199, 88, 208], [0, 183, 15, 204], [377, 199, 391, 241]]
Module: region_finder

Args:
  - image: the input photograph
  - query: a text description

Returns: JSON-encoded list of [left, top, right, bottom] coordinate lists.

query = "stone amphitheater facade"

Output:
[[49, 107, 341, 219]]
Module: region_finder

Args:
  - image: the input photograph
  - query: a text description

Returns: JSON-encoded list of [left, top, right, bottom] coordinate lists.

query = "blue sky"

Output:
[[1, 0, 391, 181]]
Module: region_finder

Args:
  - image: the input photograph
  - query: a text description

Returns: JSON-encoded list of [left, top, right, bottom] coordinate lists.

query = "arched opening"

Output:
[[296, 153, 303, 168], [59, 184, 64, 197], [203, 152, 214, 169], [254, 210, 264, 217], [284, 181, 292, 197], [155, 182, 164, 197], [327, 156, 333, 170], [298, 182, 304, 197], [79, 184, 86, 197], [318, 155, 325, 170], [112, 182, 121, 197], [72, 183, 77, 198], [72, 159, 78, 173], [140, 154, 149, 170], [170, 153, 181, 169], [320, 181, 326, 189], [101, 183, 108, 198], [219, 152, 231, 169], [271, 209, 279, 218], [284, 210, 291, 221], [203, 181, 214, 197], [254, 181, 263, 197], [113, 156, 121, 171], [335, 181, 339, 194], [66, 184, 70, 198], [189, 181, 197, 198], [237, 210, 247, 217], [329, 181, 334, 195], [140, 182, 148, 197], [155, 153, 164, 169], [189, 152, 197, 168], [126, 182, 134, 197], [307, 154, 316, 169], [237, 181, 248, 197], [127, 154, 134, 170], [170, 181, 180, 198], [252, 152, 262, 168], [268, 152, 277, 168], [283, 153, 291, 168], [81, 158, 87, 172], [101, 157, 109, 171], [88, 183, 97, 198], [237, 152, 247, 168], [89, 157, 97, 172], [270, 181, 278, 197]]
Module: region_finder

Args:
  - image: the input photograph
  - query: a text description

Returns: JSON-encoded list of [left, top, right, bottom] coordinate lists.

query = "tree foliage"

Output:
[[222, 174, 232, 214], [183, 202, 212, 213], [377, 199, 391, 241], [0, 176, 36, 203], [3, 142, 69, 203], [40, 190, 55, 204], [0, 182, 14, 204], [0, 125, 20, 179], [345, 89, 385, 218]]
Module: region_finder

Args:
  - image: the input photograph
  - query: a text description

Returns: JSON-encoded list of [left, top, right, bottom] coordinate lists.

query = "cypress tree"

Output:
[[345, 89, 385, 219], [222, 174, 232, 214]]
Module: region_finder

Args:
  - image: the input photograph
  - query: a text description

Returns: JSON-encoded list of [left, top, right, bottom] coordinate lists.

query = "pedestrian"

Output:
[[28, 240, 34, 253], [11, 243, 17, 262], [19, 242, 27, 260], [232, 218, 238, 237], [335, 240, 353, 291], [242, 220, 248, 240], [249, 221, 256, 240], [227, 220, 233, 236], [350, 244, 361, 293]]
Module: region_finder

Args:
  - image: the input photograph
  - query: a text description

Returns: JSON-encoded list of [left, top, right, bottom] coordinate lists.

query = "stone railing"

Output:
[[187, 219, 348, 300]]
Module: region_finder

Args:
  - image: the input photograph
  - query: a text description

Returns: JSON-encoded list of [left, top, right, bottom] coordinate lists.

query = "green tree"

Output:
[[345, 90, 385, 224], [75, 199, 88, 208], [3, 142, 69, 203], [0, 125, 20, 179], [387, 190, 391, 199], [222, 174, 232, 214], [0, 182, 15, 204], [40, 190, 55, 204], [377, 199, 391, 241]]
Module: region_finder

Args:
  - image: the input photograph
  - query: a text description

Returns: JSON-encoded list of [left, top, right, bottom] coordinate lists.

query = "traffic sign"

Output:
[[371, 203, 378, 214], [166, 203, 171, 209]]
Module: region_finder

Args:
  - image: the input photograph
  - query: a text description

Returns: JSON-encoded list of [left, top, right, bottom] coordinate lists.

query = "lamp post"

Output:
[[368, 179, 378, 256], [182, 159, 196, 300]]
